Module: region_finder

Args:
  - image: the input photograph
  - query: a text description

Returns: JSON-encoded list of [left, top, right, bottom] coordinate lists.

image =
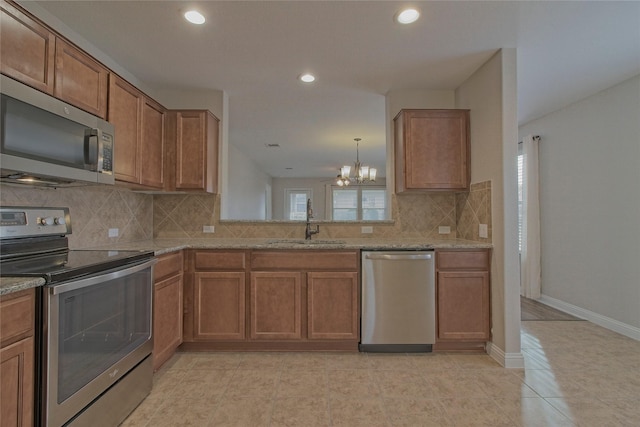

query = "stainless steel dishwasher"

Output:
[[360, 251, 435, 352]]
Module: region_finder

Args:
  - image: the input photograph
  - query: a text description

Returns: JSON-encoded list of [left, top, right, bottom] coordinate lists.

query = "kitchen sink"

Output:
[[266, 239, 346, 245]]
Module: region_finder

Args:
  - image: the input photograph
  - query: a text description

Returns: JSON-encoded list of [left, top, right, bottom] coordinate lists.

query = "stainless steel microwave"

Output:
[[0, 75, 114, 186]]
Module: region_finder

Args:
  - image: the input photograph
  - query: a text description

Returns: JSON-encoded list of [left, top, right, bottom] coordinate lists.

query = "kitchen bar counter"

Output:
[[1, 238, 491, 295]]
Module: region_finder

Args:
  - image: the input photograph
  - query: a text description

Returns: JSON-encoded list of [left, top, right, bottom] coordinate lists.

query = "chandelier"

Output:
[[336, 138, 377, 186]]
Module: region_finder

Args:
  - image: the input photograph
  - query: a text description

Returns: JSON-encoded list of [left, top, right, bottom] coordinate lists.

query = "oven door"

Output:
[[43, 259, 154, 427]]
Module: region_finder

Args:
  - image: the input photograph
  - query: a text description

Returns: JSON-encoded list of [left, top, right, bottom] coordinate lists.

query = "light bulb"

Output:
[[184, 10, 205, 25], [299, 73, 316, 83], [396, 8, 420, 24]]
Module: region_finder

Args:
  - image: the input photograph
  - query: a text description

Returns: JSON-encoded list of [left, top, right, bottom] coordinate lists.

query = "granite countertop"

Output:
[[1, 238, 491, 295], [89, 237, 492, 255], [0, 276, 46, 296]]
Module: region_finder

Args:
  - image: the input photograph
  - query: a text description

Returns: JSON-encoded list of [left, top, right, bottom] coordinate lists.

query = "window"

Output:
[[517, 147, 524, 252], [284, 189, 311, 221], [331, 186, 387, 221]]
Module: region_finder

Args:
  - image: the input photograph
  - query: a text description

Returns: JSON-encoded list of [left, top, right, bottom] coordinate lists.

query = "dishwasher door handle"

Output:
[[364, 253, 432, 261]]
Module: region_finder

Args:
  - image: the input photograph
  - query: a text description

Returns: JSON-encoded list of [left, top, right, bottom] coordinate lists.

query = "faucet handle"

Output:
[[307, 198, 314, 219]]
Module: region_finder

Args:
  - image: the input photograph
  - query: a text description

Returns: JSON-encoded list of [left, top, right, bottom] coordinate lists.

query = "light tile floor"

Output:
[[122, 321, 640, 426]]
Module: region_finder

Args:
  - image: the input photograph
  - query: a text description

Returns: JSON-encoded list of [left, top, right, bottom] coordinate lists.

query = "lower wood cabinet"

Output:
[[194, 271, 246, 341], [250, 272, 302, 340], [153, 252, 183, 371], [183, 250, 248, 344], [435, 249, 491, 350], [182, 249, 359, 351], [0, 288, 35, 427], [307, 272, 359, 340]]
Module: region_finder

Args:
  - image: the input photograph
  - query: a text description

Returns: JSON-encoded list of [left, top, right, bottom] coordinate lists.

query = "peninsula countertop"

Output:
[[1, 237, 491, 295]]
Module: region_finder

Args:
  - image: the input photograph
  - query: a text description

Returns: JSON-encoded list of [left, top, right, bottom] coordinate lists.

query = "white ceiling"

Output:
[[31, 1, 640, 178]]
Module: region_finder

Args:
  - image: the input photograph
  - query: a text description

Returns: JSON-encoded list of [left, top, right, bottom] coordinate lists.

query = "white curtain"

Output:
[[520, 135, 541, 299]]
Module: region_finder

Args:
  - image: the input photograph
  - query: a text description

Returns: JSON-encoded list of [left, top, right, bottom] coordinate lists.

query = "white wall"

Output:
[[225, 144, 272, 220], [519, 75, 640, 333], [456, 49, 522, 367], [153, 88, 225, 122]]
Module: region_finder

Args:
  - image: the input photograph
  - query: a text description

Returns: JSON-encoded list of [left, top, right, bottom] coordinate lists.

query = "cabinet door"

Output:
[[307, 272, 358, 340], [140, 97, 165, 188], [174, 111, 219, 192], [250, 272, 302, 340], [108, 75, 142, 184], [153, 274, 183, 371], [437, 271, 490, 340], [194, 272, 246, 341], [54, 38, 108, 118], [0, 0, 55, 93], [395, 109, 470, 192], [0, 338, 34, 427]]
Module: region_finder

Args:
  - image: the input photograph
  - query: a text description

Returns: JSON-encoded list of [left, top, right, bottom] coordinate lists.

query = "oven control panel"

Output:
[[0, 207, 71, 239]]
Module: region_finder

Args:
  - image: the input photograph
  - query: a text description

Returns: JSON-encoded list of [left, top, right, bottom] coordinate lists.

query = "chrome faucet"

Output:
[[305, 198, 320, 240]]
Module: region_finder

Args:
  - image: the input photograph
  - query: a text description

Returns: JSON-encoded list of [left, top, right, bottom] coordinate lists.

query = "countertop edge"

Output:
[[0, 277, 46, 296], [93, 238, 493, 254], [2, 238, 492, 295]]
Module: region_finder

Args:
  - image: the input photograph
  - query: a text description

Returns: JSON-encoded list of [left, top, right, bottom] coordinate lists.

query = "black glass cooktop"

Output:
[[1, 249, 154, 284]]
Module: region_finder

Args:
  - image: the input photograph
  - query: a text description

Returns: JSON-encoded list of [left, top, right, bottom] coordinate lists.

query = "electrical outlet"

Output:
[[203, 225, 215, 233], [361, 226, 373, 234], [479, 224, 488, 238], [108, 228, 119, 238], [438, 226, 451, 234]]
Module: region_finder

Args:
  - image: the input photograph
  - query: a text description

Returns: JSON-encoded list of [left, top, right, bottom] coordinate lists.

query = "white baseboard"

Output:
[[539, 294, 640, 341], [486, 342, 525, 369]]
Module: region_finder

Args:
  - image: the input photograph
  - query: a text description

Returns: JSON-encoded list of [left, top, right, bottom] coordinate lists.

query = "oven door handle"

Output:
[[49, 258, 157, 295]]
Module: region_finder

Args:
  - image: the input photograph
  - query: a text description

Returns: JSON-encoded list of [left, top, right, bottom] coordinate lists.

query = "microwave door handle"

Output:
[[84, 129, 99, 170]]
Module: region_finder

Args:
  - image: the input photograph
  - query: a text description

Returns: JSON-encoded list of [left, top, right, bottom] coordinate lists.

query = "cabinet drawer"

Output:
[[437, 250, 490, 270], [154, 251, 183, 282], [194, 251, 247, 271], [251, 251, 358, 271], [0, 289, 35, 347]]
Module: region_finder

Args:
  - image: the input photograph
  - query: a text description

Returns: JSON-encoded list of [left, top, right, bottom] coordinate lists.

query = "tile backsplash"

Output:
[[0, 180, 491, 247], [456, 181, 492, 241], [153, 181, 492, 242], [0, 184, 153, 248]]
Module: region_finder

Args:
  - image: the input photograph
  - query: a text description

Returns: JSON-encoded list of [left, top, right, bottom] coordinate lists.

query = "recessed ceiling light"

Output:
[[184, 10, 205, 25], [299, 73, 316, 83], [396, 8, 420, 24]]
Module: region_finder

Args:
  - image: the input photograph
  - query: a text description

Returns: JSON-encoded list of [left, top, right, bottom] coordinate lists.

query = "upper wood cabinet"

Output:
[[0, 0, 55, 94], [1, 1, 108, 118], [166, 110, 219, 193], [140, 97, 166, 188], [54, 38, 108, 118], [108, 74, 165, 189], [394, 109, 470, 192], [109, 75, 142, 184]]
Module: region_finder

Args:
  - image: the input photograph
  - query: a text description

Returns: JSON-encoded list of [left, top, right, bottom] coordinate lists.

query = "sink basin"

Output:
[[266, 239, 346, 245]]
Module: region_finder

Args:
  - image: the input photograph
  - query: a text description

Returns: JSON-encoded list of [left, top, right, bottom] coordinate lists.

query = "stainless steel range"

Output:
[[0, 206, 155, 427]]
